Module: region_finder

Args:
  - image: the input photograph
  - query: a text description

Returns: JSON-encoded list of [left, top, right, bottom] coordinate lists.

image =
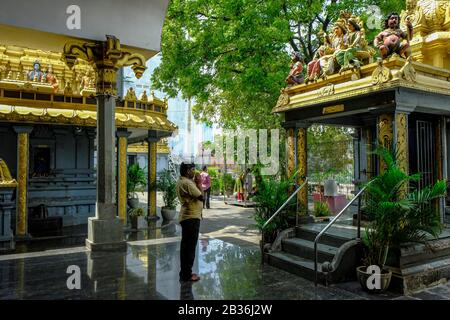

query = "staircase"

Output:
[[265, 223, 360, 284]]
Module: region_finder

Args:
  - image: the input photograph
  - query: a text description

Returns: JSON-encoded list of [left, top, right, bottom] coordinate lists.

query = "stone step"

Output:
[[266, 251, 325, 283], [282, 238, 337, 263], [296, 223, 357, 247]]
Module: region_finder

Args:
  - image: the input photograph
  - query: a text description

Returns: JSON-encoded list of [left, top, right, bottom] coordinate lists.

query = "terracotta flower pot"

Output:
[[356, 265, 392, 293]]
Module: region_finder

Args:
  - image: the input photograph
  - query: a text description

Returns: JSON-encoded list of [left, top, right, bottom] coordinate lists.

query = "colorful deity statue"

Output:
[[45, 65, 59, 93], [27, 60, 44, 82], [306, 19, 347, 81], [285, 52, 305, 86], [335, 18, 363, 72], [374, 12, 413, 59]]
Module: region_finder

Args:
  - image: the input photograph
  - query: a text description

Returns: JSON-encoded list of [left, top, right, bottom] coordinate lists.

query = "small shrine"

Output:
[[272, 1, 450, 292], [0, 43, 177, 242]]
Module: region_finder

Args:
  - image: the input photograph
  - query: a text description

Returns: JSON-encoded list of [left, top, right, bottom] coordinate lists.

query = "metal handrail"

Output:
[[313, 184, 369, 286], [262, 178, 308, 230]]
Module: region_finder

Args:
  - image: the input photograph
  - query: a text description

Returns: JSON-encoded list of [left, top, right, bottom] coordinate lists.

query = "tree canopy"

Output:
[[152, 0, 404, 129]]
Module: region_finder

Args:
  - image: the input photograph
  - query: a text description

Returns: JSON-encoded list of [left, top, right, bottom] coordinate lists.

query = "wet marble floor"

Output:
[[0, 236, 449, 300]]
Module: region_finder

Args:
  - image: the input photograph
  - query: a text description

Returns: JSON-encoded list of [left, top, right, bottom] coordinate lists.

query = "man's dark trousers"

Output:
[[179, 218, 201, 281], [203, 188, 211, 209]]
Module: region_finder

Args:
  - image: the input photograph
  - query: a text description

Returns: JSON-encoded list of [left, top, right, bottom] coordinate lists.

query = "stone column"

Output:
[[394, 112, 409, 196], [147, 131, 158, 219], [63, 36, 146, 251], [117, 129, 131, 225], [286, 127, 295, 178], [362, 127, 373, 180], [377, 113, 394, 173], [13, 126, 33, 239], [296, 125, 308, 215]]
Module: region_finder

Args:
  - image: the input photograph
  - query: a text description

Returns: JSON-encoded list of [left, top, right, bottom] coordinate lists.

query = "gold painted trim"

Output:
[[16, 132, 28, 236], [297, 128, 307, 215], [148, 141, 157, 217], [322, 104, 344, 115], [0, 105, 177, 132], [118, 136, 128, 225]]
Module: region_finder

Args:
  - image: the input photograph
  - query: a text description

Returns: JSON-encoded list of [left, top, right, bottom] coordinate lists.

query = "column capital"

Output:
[[116, 129, 131, 138], [295, 121, 310, 129], [147, 130, 160, 143], [395, 103, 416, 114], [13, 126, 33, 134]]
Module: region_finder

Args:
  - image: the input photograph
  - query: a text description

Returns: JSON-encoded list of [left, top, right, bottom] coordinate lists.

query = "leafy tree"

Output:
[[153, 0, 404, 129]]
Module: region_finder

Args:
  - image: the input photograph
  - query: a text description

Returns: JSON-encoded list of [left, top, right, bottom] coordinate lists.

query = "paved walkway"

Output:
[[1, 195, 449, 300], [1, 236, 450, 300]]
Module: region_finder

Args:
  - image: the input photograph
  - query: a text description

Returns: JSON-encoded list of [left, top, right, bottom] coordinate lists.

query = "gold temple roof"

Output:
[[128, 140, 171, 154], [0, 105, 176, 132], [0, 44, 177, 133]]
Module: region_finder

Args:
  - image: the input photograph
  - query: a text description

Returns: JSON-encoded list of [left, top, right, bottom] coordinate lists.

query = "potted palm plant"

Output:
[[357, 147, 446, 292], [127, 164, 147, 209], [156, 169, 179, 221]]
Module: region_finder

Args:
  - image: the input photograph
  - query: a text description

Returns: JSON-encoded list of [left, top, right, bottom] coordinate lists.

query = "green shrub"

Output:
[[127, 164, 147, 198], [362, 147, 446, 267], [313, 201, 330, 217], [221, 173, 235, 195], [156, 169, 179, 209]]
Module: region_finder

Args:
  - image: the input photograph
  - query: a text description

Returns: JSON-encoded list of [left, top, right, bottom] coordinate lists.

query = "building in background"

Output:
[[122, 54, 220, 168]]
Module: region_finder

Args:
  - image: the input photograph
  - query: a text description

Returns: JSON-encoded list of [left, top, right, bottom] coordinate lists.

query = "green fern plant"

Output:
[[362, 146, 446, 267]]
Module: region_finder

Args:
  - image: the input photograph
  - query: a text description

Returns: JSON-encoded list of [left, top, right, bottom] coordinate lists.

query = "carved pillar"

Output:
[[377, 113, 394, 173], [148, 131, 158, 219], [394, 112, 409, 195], [296, 125, 308, 215], [13, 126, 33, 238], [117, 129, 131, 225], [62, 36, 146, 251], [363, 127, 373, 180], [286, 127, 295, 178]]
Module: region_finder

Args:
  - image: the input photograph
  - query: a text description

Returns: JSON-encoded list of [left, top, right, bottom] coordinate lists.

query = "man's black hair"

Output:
[[202, 165, 208, 171], [180, 162, 195, 177]]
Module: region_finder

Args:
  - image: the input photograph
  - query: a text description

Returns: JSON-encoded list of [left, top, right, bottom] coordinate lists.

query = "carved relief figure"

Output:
[[306, 20, 347, 81], [45, 65, 59, 93], [335, 18, 364, 71], [27, 60, 44, 82], [374, 13, 413, 59], [285, 52, 305, 85], [139, 90, 148, 102]]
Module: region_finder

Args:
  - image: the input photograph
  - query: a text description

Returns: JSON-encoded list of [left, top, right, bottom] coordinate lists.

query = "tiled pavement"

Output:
[[1, 236, 449, 300]]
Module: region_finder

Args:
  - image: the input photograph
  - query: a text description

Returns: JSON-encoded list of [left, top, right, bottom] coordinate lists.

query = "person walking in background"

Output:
[[176, 163, 204, 282], [234, 172, 244, 202], [200, 166, 211, 209]]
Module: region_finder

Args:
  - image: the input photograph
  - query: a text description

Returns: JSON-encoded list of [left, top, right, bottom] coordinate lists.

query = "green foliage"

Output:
[[153, 0, 404, 129], [221, 173, 235, 195], [251, 172, 298, 239], [308, 126, 354, 183], [128, 207, 145, 218], [313, 201, 330, 217], [208, 167, 221, 194], [362, 147, 446, 267], [127, 164, 147, 198], [156, 169, 179, 209]]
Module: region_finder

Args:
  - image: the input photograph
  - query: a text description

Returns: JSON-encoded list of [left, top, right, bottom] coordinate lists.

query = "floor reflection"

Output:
[[0, 237, 400, 300]]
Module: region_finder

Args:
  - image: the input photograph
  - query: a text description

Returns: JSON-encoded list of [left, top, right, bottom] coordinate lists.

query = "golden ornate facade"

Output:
[[0, 44, 176, 132]]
